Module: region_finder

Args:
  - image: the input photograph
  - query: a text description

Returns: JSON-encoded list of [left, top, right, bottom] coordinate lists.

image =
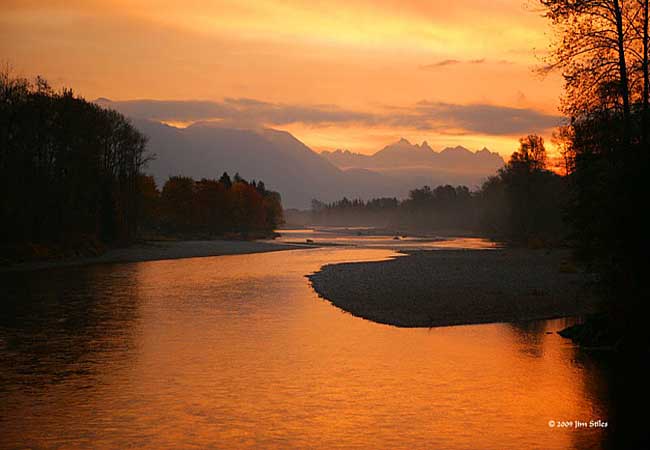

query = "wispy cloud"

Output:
[[97, 97, 562, 136], [419, 59, 461, 69], [96, 98, 375, 128], [419, 58, 513, 70]]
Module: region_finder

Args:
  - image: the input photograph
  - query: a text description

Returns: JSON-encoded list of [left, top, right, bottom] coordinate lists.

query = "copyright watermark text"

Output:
[[548, 419, 608, 429]]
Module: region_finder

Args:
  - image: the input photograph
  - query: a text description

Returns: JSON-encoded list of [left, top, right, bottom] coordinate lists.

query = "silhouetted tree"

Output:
[[511, 135, 547, 171], [0, 71, 149, 254], [137, 174, 160, 231], [540, 0, 633, 133], [494, 135, 566, 242], [219, 172, 232, 189], [541, 0, 650, 344]]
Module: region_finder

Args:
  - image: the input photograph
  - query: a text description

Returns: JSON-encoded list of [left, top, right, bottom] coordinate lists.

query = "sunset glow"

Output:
[[1, 0, 563, 157], [1, 2, 644, 447]]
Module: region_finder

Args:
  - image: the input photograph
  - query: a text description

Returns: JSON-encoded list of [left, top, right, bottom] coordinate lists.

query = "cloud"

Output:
[[419, 59, 461, 69], [419, 58, 514, 70], [407, 101, 562, 135], [96, 98, 375, 127], [96, 97, 562, 136]]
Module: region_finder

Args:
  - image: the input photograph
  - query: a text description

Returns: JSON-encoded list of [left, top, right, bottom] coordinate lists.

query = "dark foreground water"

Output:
[[0, 247, 646, 449]]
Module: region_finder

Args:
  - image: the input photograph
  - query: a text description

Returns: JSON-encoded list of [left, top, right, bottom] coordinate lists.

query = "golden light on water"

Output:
[[0, 249, 608, 448]]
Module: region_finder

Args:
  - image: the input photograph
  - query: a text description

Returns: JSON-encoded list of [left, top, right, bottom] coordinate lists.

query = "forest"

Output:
[[139, 173, 284, 238], [311, 134, 566, 245], [0, 72, 283, 261]]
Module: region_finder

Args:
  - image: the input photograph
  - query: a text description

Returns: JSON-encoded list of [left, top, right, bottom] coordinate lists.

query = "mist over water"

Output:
[[0, 243, 636, 449], [272, 228, 498, 250]]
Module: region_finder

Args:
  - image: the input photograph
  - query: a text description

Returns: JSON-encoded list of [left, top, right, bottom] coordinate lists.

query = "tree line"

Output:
[[1, 72, 148, 250], [139, 173, 283, 238], [311, 186, 476, 232], [311, 135, 566, 244], [539, 0, 650, 345], [0, 72, 283, 260]]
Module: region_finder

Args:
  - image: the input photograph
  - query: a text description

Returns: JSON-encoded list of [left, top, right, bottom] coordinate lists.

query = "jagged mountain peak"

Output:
[[378, 138, 434, 156], [441, 145, 472, 154], [321, 139, 505, 175]]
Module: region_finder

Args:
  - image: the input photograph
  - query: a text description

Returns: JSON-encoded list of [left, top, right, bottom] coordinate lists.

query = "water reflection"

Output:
[[0, 248, 638, 449], [570, 349, 649, 450], [0, 264, 141, 390]]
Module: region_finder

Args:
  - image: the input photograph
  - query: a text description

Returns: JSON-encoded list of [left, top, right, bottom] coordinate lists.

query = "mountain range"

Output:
[[321, 139, 504, 173], [98, 100, 505, 209], [133, 120, 504, 209]]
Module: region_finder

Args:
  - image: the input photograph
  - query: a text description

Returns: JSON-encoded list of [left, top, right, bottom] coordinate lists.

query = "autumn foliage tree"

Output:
[[152, 174, 283, 236]]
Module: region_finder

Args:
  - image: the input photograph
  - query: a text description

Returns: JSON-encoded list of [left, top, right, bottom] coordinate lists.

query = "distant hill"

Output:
[[136, 122, 503, 209], [97, 99, 504, 209], [131, 119, 404, 208]]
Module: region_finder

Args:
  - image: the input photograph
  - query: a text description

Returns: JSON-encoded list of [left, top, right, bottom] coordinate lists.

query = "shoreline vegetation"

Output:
[[0, 72, 284, 267], [0, 239, 304, 272]]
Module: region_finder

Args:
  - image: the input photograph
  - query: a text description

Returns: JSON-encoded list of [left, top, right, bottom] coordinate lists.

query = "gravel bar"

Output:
[[308, 249, 602, 328]]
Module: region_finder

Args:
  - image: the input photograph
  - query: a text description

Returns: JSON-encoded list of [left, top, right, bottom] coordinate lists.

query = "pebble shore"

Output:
[[308, 249, 602, 327]]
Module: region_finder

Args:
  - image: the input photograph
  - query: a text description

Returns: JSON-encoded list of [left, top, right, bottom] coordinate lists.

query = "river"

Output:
[[0, 236, 644, 449]]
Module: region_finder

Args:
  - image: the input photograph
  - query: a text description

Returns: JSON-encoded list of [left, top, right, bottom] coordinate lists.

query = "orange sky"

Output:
[[1, 0, 563, 157]]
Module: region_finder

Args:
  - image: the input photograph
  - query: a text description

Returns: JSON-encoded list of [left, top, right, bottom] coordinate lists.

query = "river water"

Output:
[[0, 237, 645, 449]]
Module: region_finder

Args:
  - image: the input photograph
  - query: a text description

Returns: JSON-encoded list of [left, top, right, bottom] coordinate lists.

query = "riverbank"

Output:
[[0, 240, 304, 272], [308, 249, 603, 328]]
